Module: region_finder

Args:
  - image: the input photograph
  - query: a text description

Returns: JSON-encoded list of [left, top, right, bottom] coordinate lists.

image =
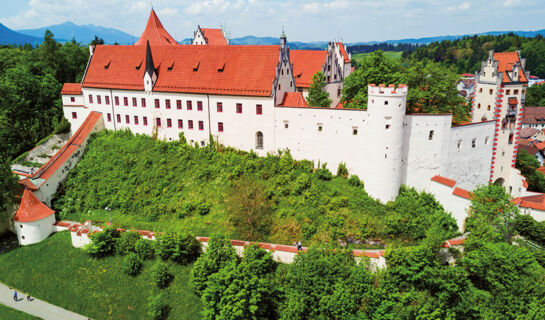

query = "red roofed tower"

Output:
[[135, 8, 180, 46]]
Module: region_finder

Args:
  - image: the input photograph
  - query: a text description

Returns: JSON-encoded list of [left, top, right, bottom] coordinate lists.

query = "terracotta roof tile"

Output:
[[522, 107, 545, 124], [431, 175, 456, 187], [135, 9, 179, 46], [18, 178, 37, 191], [13, 189, 55, 222], [61, 83, 82, 95], [493, 52, 528, 83], [83, 45, 280, 96], [279, 92, 308, 107], [337, 42, 350, 64], [290, 50, 327, 88], [453, 187, 473, 200], [515, 193, 545, 210], [201, 28, 228, 45]]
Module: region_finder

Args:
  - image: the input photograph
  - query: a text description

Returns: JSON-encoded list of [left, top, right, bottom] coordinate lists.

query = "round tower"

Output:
[[364, 84, 408, 202]]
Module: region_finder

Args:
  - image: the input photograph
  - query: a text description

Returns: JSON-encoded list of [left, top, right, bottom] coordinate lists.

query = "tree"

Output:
[[156, 232, 201, 265], [151, 261, 174, 289], [465, 184, 519, 243], [147, 293, 170, 320], [307, 71, 331, 108], [224, 176, 272, 240], [516, 148, 545, 192], [90, 35, 105, 46], [84, 227, 120, 257], [0, 156, 18, 222], [116, 231, 141, 255], [190, 235, 238, 296], [201, 244, 278, 320], [121, 252, 143, 276]]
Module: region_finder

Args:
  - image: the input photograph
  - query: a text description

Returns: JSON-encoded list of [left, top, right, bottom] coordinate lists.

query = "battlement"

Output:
[[368, 84, 408, 96]]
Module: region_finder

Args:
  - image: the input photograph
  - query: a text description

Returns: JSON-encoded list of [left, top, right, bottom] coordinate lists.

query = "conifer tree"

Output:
[[307, 71, 332, 108]]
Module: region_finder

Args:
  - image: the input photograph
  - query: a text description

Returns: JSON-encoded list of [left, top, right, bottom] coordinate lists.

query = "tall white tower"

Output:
[[364, 84, 408, 202]]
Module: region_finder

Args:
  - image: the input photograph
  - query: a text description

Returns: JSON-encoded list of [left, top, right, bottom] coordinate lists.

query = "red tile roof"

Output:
[[522, 107, 545, 124], [453, 187, 473, 200], [337, 42, 350, 64], [431, 175, 456, 188], [135, 9, 179, 46], [290, 50, 327, 88], [514, 193, 545, 210], [83, 45, 280, 96], [32, 112, 102, 185], [279, 92, 309, 107], [18, 178, 37, 191], [13, 189, 55, 222], [508, 97, 518, 105], [61, 83, 82, 95], [493, 52, 528, 83], [201, 28, 228, 45]]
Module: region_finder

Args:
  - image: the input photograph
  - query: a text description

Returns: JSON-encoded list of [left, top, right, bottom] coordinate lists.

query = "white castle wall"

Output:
[[401, 114, 452, 191], [428, 180, 471, 230], [15, 214, 56, 245], [445, 121, 495, 191]]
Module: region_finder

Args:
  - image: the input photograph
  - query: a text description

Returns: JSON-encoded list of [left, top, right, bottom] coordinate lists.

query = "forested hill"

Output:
[[403, 33, 545, 78]]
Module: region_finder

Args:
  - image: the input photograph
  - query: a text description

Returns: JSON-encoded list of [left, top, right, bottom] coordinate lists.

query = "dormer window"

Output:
[[193, 61, 200, 72], [136, 60, 142, 70]]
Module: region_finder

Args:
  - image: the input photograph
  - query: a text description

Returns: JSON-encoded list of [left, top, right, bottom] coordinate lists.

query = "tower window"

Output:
[[218, 122, 224, 132], [385, 124, 390, 129], [72, 112, 77, 119], [217, 102, 223, 112], [477, 103, 481, 109], [256, 131, 264, 149], [472, 138, 476, 148], [70, 97, 75, 102], [429, 130, 434, 140], [506, 89, 511, 95], [489, 89, 493, 95], [485, 136, 489, 145], [384, 100, 389, 105], [487, 105, 491, 111], [508, 133, 514, 144], [236, 103, 242, 114], [514, 89, 519, 94], [256, 104, 262, 115], [353, 128, 358, 135], [457, 140, 462, 149]]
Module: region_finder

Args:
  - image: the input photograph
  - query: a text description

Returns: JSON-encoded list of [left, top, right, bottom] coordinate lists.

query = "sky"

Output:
[[1, 0, 545, 42]]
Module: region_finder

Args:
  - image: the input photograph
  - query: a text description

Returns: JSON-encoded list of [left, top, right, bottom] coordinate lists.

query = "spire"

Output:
[[280, 28, 287, 49], [135, 8, 180, 46], [145, 40, 155, 75]]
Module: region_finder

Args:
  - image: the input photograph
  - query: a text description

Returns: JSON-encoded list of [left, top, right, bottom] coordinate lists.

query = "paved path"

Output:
[[0, 282, 90, 320]]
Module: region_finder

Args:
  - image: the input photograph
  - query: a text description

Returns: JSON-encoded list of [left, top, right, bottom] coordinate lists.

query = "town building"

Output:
[[192, 25, 228, 45], [522, 106, 545, 129]]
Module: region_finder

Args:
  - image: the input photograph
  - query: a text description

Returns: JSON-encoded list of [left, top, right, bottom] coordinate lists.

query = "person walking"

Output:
[[13, 290, 18, 302], [27, 294, 32, 301]]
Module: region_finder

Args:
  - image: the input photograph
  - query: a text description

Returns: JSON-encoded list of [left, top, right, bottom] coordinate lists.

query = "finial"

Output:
[[150, 1, 153, 10], [280, 26, 286, 39]]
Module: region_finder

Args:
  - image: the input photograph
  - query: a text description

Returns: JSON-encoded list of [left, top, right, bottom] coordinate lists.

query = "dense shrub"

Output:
[[83, 227, 120, 257], [151, 261, 174, 289], [315, 165, 333, 180], [135, 239, 155, 260], [347, 175, 362, 187], [514, 214, 545, 246], [121, 252, 143, 276], [156, 232, 201, 265], [116, 232, 141, 255], [337, 162, 348, 178], [53, 116, 71, 134], [147, 294, 170, 320]]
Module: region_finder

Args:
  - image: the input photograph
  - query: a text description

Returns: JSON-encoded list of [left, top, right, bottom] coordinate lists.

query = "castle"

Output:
[[11, 8, 543, 246]]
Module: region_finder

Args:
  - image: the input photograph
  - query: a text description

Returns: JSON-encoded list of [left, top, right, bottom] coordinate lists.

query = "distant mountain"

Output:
[[0, 23, 42, 45], [17, 21, 137, 45]]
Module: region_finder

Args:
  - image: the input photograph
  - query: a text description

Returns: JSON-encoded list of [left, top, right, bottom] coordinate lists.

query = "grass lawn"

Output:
[[352, 51, 402, 64], [0, 304, 40, 320], [0, 232, 202, 320]]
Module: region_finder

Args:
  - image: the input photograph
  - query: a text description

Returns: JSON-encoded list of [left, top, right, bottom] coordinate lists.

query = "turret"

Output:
[[364, 84, 408, 202], [143, 41, 157, 92], [280, 29, 287, 49]]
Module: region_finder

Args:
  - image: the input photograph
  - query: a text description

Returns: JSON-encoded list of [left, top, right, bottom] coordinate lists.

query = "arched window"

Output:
[[256, 131, 264, 149]]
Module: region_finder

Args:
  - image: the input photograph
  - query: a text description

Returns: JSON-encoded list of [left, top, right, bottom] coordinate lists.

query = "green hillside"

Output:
[[351, 51, 402, 64], [53, 130, 458, 246]]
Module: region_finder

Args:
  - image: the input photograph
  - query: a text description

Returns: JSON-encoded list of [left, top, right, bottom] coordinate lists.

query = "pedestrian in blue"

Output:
[[13, 290, 18, 301]]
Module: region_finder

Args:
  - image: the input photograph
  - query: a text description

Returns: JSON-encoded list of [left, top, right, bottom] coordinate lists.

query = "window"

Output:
[[166, 99, 171, 109], [197, 101, 203, 111], [177, 100, 182, 109], [71, 112, 77, 119], [508, 133, 514, 144], [479, 88, 482, 93], [134, 116, 139, 125], [217, 102, 223, 112], [156, 118, 161, 127], [116, 114, 121, 123], [167, 118, 172, 128], [284, 122, 289, 129], [187, 101, 192, 110], [457, 140, 462, 149], [256, 131, 264, 149], [487, 105, 491, 111], [236, 103, 242, 114], [256, 104, 262, 115], [115, 96, 119, 105], [123, 97, 128, 106], [89, 94, 93, 103], [155, 99, 160, 109], [70, 97, 75, 102], [429, 130, 434, 140], [489, 89, 493, 94], [353, 128, 358, 135], [384, 100, 389, 105], [105, 96, 110, 105], [506, 89, 511, 95], [218, 122, 224, 132], [385, 124, 390, 129], [143, 116, 148, 126], [178, 119, 183, 128], [141, 98, 146, 107], [477, 103, 481, 109], [125, 115, 130, 124], [485, 136, 489, 144], [318, 125, 323, 132], [472, 138, 476, 148], [107, 113, 112, 122], [198, 121, 204, 130], [278, 84, 281, 90], [132, 97, 137, 107], [188, 120, 194, 129], [514, 89, 519, 94], [97, 95, 102, 104]]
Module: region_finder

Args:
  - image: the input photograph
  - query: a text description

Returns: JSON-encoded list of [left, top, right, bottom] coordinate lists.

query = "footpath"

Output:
[[0, 282, 89, 320]]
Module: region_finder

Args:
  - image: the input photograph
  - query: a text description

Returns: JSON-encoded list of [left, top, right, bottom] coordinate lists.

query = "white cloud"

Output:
[[185, 0, 231, 15], [447, 2, 470, 11], [503, 0, 522, 7], [302, 0, 351, 14], [158, 7, 179, 16], [129, 1, 147, 13]]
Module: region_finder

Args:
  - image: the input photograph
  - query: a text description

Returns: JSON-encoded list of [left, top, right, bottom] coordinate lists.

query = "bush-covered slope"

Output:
[[53, 130, 458, 246]]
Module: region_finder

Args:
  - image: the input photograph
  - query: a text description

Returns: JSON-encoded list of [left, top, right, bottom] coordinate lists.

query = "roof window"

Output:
[[193, 61, 200, 72]]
